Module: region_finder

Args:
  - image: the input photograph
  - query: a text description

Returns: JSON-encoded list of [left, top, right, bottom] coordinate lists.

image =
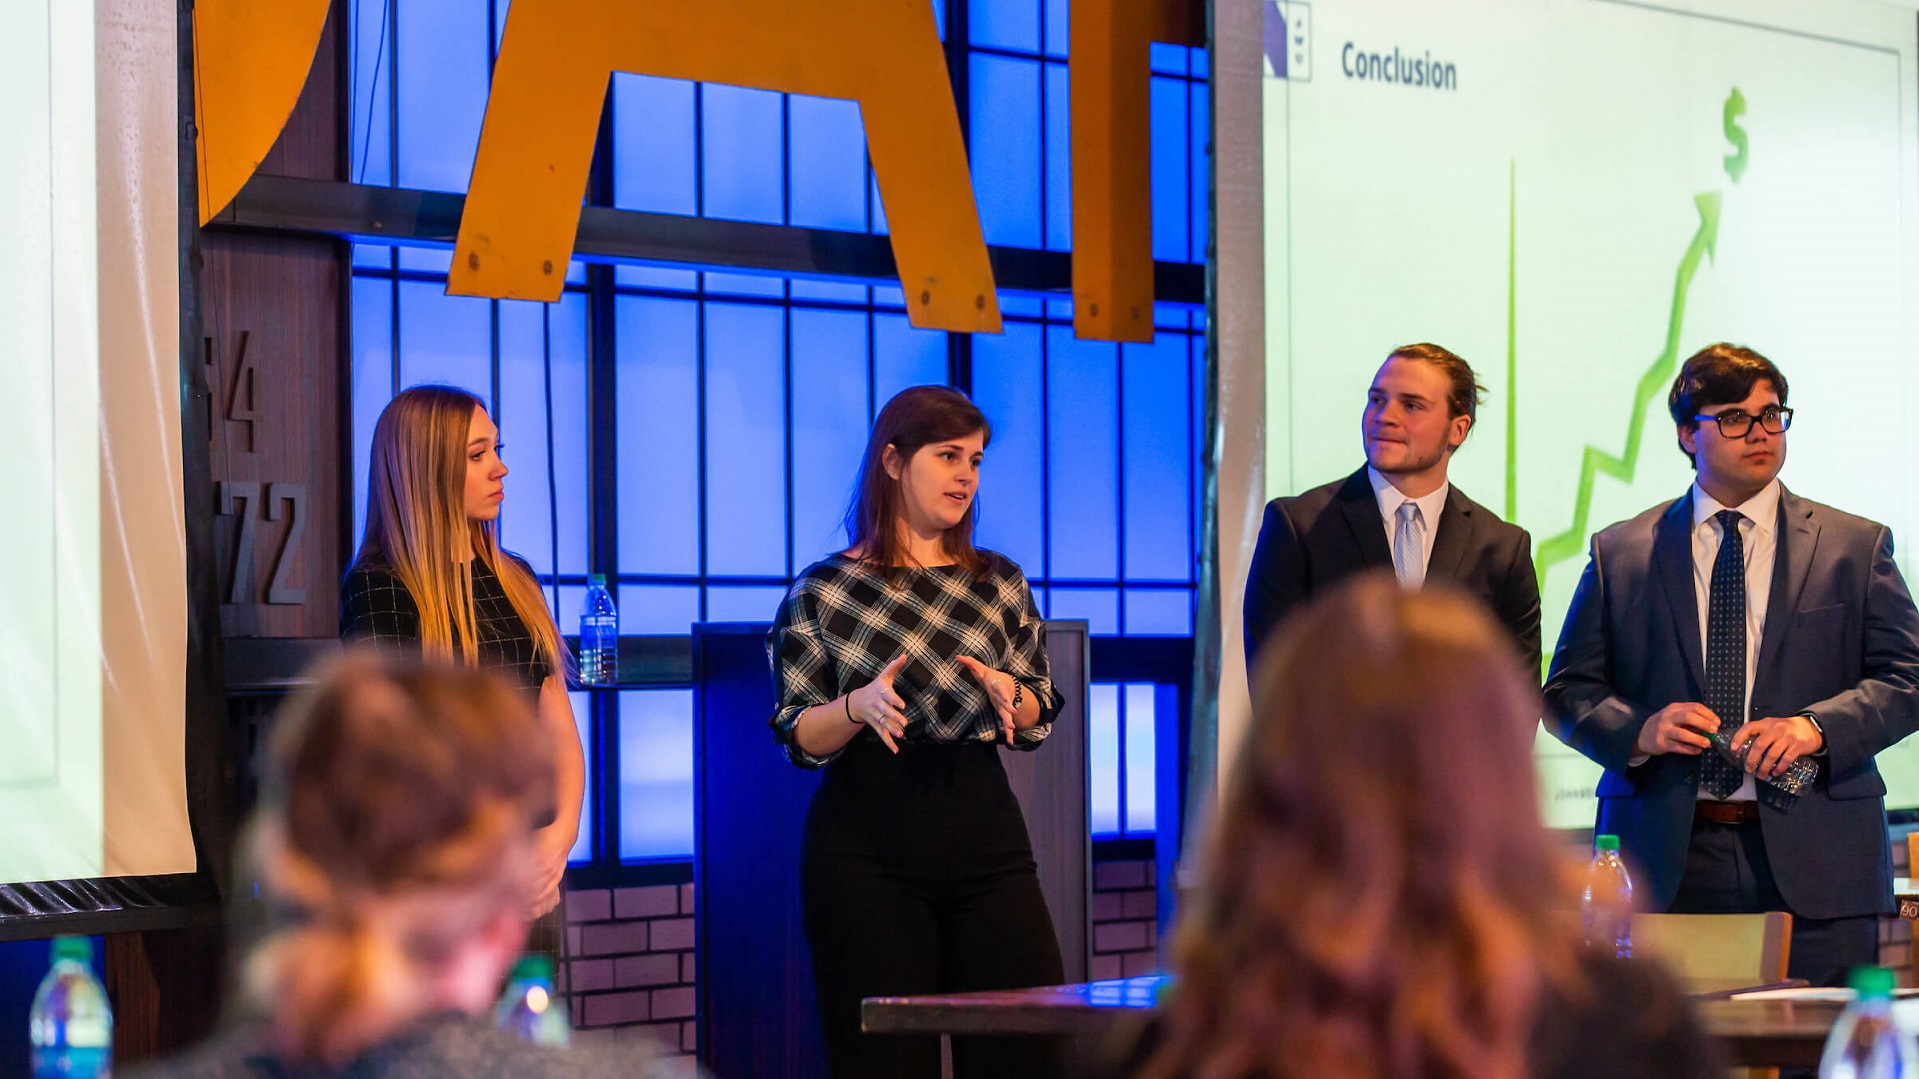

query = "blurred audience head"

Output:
[[242, 652, 556, 1067], [1147, 574, 1576, 1079]]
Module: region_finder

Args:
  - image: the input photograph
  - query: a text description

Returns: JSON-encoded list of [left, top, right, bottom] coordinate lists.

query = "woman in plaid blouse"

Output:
[[769, 386, 1067, 1079]]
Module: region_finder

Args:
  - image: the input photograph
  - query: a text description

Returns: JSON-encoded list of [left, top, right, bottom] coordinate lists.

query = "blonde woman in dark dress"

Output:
[[341, 385, 583, 923]]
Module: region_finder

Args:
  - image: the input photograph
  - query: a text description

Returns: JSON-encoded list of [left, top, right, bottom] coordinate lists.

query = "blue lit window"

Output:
[[346, 0, 1210, 865]]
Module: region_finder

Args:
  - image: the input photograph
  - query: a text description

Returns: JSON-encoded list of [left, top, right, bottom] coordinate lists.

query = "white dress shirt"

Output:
[[1368, 467, 1448, 583], [1689, 478, 1781, 802]]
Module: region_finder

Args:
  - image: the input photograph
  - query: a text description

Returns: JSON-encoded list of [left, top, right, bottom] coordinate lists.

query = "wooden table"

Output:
[[1896, 877, 1917, 919], [863, 977, 1834, 1068]]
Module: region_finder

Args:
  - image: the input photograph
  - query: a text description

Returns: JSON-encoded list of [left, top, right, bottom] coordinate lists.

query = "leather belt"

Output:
[[1695, 800, 1760, 825]]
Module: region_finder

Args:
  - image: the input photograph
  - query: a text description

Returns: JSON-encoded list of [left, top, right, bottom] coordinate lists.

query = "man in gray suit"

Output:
[[1546, 342, 1919, 984]]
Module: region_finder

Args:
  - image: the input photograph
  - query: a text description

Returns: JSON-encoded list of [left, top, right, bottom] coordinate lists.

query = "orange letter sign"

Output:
[[1073, 0, 1203, 342], [191, 0, 332, 226], [453, 0, 1000, 334]]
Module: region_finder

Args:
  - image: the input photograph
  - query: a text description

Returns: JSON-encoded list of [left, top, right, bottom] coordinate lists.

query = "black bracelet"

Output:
[[1010, 679, 1025, 712], [844, 695, 861, 726]]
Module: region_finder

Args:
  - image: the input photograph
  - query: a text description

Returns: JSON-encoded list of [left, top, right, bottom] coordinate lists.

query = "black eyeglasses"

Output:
[[1694, 407, 1793, 438]]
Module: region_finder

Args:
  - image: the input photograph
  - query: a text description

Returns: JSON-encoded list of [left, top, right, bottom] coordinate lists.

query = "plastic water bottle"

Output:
[[580, 574, 618, 686], [1820, 966, 1916, 1079], [30, 936, 112, 1079], [495, 955, 570, 1047], [1581, 834, 1633, 958]]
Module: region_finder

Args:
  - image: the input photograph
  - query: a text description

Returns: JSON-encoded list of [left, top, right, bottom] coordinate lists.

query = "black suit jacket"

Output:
[[1544, 487, 1919, 919], [1243, 466, 1543, 673]]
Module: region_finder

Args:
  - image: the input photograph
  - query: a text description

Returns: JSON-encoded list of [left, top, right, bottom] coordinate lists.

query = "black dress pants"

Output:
[[802, 737, 1067, 1079], [1668, 815, 1879, 987]]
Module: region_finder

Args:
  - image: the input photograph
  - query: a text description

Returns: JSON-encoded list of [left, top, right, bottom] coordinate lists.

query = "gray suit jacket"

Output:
[[1544, 487, 1919, 919]]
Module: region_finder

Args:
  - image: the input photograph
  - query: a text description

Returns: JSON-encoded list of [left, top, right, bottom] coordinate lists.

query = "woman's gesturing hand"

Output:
[[956, 656, 1019, 746], [849, 654, 912, 753]]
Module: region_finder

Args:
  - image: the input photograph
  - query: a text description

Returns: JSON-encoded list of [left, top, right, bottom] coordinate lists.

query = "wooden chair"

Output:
[[1630, 912, 1791, 1079], [1629, 911, 1792, 989]]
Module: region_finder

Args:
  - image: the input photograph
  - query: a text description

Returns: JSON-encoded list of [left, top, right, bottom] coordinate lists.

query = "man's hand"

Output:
[[1734, 716, 1824, 779], [1636, 702, 1720, 757]]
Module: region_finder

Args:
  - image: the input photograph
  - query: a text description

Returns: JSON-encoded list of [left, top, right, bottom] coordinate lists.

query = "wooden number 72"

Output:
[[217, 480, 307, 605]]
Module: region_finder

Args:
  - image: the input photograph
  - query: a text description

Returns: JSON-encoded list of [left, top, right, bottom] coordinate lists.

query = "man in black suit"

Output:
[[1244, 343, 1541, 671], [1545, 343, 1919, 985]]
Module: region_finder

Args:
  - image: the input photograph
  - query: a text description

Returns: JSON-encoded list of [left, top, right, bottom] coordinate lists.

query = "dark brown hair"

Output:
[[1388, 342, 1485, 429], [844, 385, 993, 574], [1141, 575, 1582, 1079], [1667, 343, 1789, 464], [244, 653, 556, 1067]]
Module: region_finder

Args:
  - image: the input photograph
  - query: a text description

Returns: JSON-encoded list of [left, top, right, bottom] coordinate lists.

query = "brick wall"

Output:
[[1090, 858, 1162, 980], [559, 881, 699, 1071]]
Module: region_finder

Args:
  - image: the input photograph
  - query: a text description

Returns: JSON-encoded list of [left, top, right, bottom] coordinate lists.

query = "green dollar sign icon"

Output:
[[1723, 87, 1749, 184]]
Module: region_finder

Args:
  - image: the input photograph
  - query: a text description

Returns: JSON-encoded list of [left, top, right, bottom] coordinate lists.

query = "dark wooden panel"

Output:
[[104, 924, 226, 1067], [693, 623, 826, 1079], [1005, 622, 1092, 980], [201, 229, 344, 639]]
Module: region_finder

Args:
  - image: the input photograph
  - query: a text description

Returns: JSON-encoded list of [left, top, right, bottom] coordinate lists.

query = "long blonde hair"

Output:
[[1144, 575, 1582, 1079], [243, 653, 556, 1066], [355, 385, 566, 676]]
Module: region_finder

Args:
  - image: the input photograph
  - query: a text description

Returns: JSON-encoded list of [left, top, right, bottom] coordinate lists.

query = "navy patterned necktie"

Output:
[[1700, 509, 1747, 799]]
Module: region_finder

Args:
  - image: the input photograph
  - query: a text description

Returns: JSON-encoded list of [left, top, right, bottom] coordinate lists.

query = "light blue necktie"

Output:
[[1393, 502, 1426, 588]]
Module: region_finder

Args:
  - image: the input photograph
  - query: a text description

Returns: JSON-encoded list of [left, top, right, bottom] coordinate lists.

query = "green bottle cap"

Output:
[[1593, 834, 1620, 851], [588, 573, 607, 586], [51, 936, 92, 964], [1849, 965, 1896, 999], [510, 954, 554, 983]]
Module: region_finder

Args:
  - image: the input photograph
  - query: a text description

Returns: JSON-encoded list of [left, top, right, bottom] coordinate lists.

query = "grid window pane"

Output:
[[613, 75, 699, 216], [789, 94, 869, 232], [1044, 63, 1071, 252], [1124, 589, 1192, 635], [1123, 683, 1157, 835], [397, 282, 490, 396], [872, 313, 948, 409], [790, 308, 870, 568], [495, 295, 590, 578], [703, 303, 788, 577], [621, 584, 701, 635], [348, 0, 393, 185], [350, 276, 395, 546], [701, 84, 785, 224], [1045, 327, 1118, 580], [394, 0, 489, 192], [969, 0, 1041, 52], [1149, 76, 1190, 264], [617, 296, 701, 575], [1122, 333, 1193, 581], [1049, 587, 1118, 634], [618, 690, 695, 860], [1088, 684, 1120, 836], [971, 322, 1046, 575], [969, 54, 1043, 249], [704, 585, 789, 623]]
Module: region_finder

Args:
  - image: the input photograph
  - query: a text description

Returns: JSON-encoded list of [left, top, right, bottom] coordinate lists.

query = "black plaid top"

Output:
[[769, 552, 1062, 768], [340, 554, 554, 695]]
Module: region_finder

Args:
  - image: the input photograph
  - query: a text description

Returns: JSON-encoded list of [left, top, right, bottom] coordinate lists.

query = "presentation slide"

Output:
[[1260, 0, 1919, 826], [0, 0, 192, 885]]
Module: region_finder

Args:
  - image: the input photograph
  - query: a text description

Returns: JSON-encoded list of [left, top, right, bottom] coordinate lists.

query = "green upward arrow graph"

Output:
[[1531, 191, 1723, 586]]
